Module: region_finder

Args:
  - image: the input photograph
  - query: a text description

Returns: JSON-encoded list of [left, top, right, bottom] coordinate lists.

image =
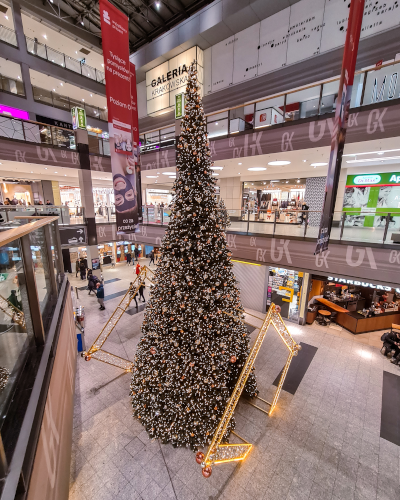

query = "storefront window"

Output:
[[267, 267, 303, 322]]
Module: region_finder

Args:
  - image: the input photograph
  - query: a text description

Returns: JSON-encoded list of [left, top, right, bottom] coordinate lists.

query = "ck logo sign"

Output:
[[271, 239, 292, 264], [346, 246, 377, 270], [315, 250, 330, 269], [98, 226, 106, 238], [227, 234, 236, 249]]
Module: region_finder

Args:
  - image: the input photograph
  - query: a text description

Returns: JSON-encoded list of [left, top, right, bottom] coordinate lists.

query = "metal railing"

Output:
[[140, 58, 400, 149], [0, 24, 17, 46], [0, 73, 25, 96], [32, 85, 107, 121], [25, 36, 105, 84], [141, 208, 399, 245], [0, 205, 85, 225]]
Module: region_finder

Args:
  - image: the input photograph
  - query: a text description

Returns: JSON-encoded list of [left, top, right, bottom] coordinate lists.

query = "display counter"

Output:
[[336, 310, 400, 334]]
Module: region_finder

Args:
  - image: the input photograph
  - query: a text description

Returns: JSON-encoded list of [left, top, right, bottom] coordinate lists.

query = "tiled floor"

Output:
[[69, 263, 400, 500]]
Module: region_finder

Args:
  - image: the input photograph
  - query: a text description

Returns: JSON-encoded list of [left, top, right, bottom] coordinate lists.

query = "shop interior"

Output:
[[308, 276, 400, 334], [146, 188, 173, 206], [242, 179, 307, 222], [266, 267, 303, 322]]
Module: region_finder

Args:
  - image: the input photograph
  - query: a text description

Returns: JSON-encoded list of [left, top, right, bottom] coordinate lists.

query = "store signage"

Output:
[[175, 92, 185, 119], [71, 107, 87, 130], [59, 226, 87, 246], [36, 115, 72, 130], [145, 46, 203, 116], [327, 276, 398, 292], [346, 172, 400, 187], [315, 0, 365, 255], [0, 105, 29, 120], [100, 0, 138, 233]]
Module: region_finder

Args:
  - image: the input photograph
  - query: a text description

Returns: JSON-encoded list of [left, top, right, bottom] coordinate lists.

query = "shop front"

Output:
[[308, 274, 400, 334], [242, 179, 307, 223], [98, 243, 114, 265], [146, 188, 173, 207], [266, 266, 309, 323]]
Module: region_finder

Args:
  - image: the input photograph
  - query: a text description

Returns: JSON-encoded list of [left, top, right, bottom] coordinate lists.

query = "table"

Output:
[[318, 310, 331, 316], [316, 297, 348, 313]]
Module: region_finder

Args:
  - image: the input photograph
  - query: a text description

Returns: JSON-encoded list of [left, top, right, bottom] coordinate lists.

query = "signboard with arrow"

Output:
[[59, 226, 88, 247]]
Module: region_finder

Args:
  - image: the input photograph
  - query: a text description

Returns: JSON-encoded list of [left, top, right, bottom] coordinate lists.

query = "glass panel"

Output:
[[0, 26, 18, 46], [29, 228, 52, 315], [145, 131, 160, 144], [0, 116, 24, 140], [84, 65, 96, 81], [230, 105, 254, 133], [350, 72, 364, 108], [51, 127, 75, 148], [33, 86, 53, 105], [286, 85, 321, 121], [363, 62, 400, 106], [65, 56, 82, 75], [207, 118, 228, 138], [96, 69, 106, 84], [46, 46, 65, 67], [99, 108, 108, 121], [52, 93, 70, 110], [320, 80, 339, 115], [207, 111, 228, 122], [255, 96, 285, 128]]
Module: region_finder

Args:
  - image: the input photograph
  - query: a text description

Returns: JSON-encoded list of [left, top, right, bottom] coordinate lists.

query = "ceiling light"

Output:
[[248, 167, 267, 171], [43, 34, 47, 39], [155, 1, 161, 7], [169, 176, 176, 179], [343, 149, 400, 157], [4, 15, 8, 20], [101, 64, 104, 67], [211, 166, 223, 170], [82, 99, 85, 102], [238, 162, 242, 165], [90, 94, 93, 97], [54, 171, 58, 173], [286, 181, 289, 183], [212, 173, 219, 176], [303, 160, 307, 162], [215, 122, 218, 125], [44, 168, 47, 170], [238, 172, 241, 174], [60, 82, 63, 86], [270, 180, 280, 183], [162, 172, 176, 175], [146, 175, 158, 178], [268, 160, 291, 166], [310, 162, 328, 167], [53, 88, 56, 91], [75, 51, 78, 54], [30, 171, 33, 173], [297, 179, 300, 183], [346, 156, 400, 164]]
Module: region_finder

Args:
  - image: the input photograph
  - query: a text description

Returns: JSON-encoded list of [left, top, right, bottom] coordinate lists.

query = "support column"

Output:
[[10, 0, 36, 118], [219, 177, 242, 212], [76, 129, 100, 278]]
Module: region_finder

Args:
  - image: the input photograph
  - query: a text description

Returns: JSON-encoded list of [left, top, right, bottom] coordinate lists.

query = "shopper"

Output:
[[149, 250, 155, 266], [134, 247, 139, 261], [111, 255, 115, 267], [381, 329, 400, 363], [88, 274, 98, 295], [96, 282, 105, 310], [79, 259, 86, 280], [138, 278, 146, 302], [129, 282, 138, 308], [45, 200, 53, 205], [136, 262, 141, 276], [75, 259, 80, 278], [126, 251, 132, 266]]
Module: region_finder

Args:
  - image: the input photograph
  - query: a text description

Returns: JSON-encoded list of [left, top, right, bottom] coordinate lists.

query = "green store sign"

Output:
[[71, 107, 87, 130], [346, 172, 400, 186], [175, 93, 185, 120]]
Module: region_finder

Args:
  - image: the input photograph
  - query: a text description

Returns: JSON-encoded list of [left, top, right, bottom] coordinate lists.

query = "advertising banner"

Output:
[[130, 62, 142, 223], [100, 0, 138, 233], [315, 0, 365, 255], [71, 107, 86, 130]]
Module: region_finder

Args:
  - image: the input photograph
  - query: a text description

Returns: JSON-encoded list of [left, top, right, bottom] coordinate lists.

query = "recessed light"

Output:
[[248, 167, 267, 171], [54, 171, 58, 173], [53, 88, 56, 91], [211, 166, 223, 170], [215, 122, 218, 125], [60, 82, 63, 86], [169, 176, 176, 179], [44, 168, 47, 170], [286, 181, 289, 183], [43, 34, 47, 39], [238, 163, 242, 165], [162, 172, 176, 175], [146, 175, 158, 178], [303, 160, 307, 162], [30, 171, 33, 173], [82, 99, 85, 102], [297, 179, 300, 183], [212, 173, 219, 176], [238, 172, 241, 174], [310, 163, 328, 167], [268, 161, 291, 166], [90, 94, 93, 97]]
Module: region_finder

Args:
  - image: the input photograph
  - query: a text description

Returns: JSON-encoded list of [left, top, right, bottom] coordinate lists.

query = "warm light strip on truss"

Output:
[[346, 156, 400, 163]]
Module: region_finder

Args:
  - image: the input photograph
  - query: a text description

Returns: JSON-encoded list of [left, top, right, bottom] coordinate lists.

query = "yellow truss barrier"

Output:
[[82, 266, 155, 371], [0, 294, 26, 328], [198, 304, 301, 476]]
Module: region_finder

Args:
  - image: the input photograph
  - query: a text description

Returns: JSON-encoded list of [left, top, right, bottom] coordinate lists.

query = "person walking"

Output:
[[129, 282, 138, 308], [111, 255, 115, 267], [88, 274, 98, 295], [75, 259, 80, 278], [134, 246, 139, 262], [96, 282, 105, 310], [138, 278, 146, 302], [149, 249, 155, 266], [80, 259, 86, 280], [126, 251, 132, 266], [135, 262, 141, 276]]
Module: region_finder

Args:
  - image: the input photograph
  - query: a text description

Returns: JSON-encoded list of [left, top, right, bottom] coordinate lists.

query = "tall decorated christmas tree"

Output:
[[130, 63, 257, 450]]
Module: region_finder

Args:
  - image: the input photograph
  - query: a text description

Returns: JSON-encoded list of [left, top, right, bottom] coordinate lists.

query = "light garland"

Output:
[[130, 62, 258, 450]]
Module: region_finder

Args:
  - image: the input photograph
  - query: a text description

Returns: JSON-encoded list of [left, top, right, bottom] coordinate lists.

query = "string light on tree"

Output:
[[130, 62, 257, 450]]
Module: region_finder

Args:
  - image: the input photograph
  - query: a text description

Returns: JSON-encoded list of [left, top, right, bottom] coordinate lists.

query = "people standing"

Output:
[[111, 255, 115, 267], [138, 278, 146, 302], [136, 262, 141, 276], [134, 246, 139, 262], [96, 282, 105, 310], [80, 259, 86, 280], [149, 250, 155, 266], [126, 251, 132, 266], [75, 259, 80, 278]]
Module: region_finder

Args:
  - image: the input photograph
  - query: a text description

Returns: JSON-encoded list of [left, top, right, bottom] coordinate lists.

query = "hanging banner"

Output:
[[130, 62, 142, 222], [315, 0, 365, 255], [99, 0, 138, 233]]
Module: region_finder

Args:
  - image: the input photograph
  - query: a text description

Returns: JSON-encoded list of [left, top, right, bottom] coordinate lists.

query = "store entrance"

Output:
[[266, 267, 304, 322]]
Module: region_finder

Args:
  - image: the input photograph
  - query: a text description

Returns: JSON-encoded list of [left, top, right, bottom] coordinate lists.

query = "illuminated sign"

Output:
[[327, 276, 400, 293], [353, 174, 381, 185]]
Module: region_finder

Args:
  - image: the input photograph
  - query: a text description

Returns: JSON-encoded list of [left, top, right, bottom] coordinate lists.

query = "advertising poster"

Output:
[[130, 62, 142, 223], [315, 0, 365, 254], [99, 0, 138, 233]]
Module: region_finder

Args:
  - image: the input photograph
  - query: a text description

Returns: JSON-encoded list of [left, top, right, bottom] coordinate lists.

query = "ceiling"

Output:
[[32, 0, 216, 54]]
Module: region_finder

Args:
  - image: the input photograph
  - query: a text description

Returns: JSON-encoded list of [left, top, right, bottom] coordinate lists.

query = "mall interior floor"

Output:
[[68, 262, 400, 500]]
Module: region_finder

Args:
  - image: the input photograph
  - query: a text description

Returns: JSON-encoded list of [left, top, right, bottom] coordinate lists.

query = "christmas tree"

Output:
[[130, 62, 257, 450], [217, 198, 230, 230]]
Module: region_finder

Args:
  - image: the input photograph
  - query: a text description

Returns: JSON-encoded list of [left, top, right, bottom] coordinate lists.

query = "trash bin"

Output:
[[74, 306, 86, 352]]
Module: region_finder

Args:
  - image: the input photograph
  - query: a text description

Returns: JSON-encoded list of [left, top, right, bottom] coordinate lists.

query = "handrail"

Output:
[[0, 216, 59, 246]]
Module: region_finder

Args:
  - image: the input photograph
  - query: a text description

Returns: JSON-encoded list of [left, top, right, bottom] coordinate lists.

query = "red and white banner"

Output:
[[100, 0, 139, 232]]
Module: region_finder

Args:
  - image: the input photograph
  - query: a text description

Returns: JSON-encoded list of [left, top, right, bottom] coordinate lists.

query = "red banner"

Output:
[[315, 0, 365, 254], [130, 62, 140, 165], [100, 0, 138, 232]]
